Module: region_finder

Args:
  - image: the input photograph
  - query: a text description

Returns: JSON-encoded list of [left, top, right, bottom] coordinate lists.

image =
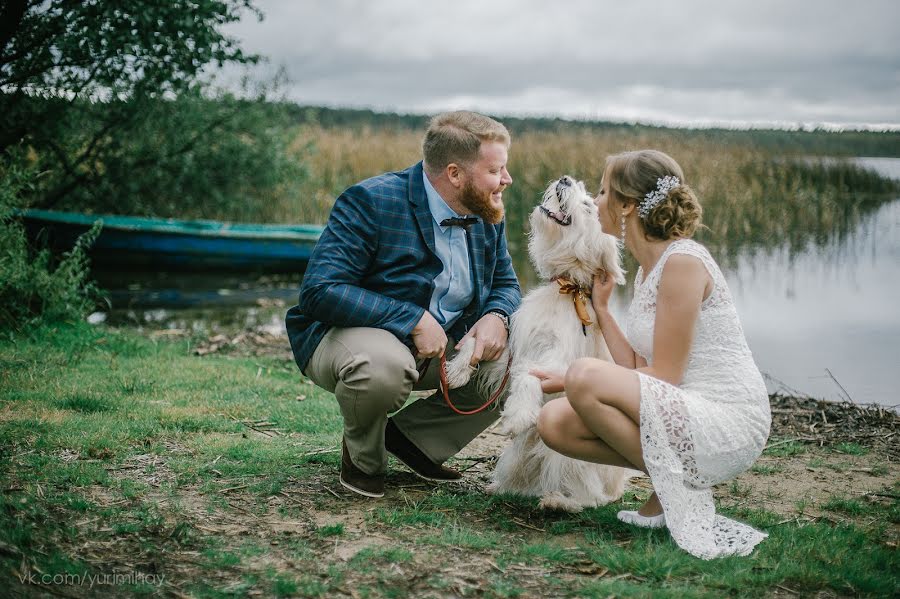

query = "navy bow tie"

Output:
[[440, 216, 479, 228]]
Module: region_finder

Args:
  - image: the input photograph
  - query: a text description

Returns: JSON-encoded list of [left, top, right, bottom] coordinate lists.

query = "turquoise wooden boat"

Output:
[[18, 209, 324, 272]]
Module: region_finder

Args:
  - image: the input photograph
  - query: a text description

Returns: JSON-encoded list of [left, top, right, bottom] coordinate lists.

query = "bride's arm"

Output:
[[592, 271, 638, 368], [637, 254, 709, 386]]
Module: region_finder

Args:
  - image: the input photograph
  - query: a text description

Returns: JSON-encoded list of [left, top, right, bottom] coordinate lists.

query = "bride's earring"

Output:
[[620, 214, 626, 245]]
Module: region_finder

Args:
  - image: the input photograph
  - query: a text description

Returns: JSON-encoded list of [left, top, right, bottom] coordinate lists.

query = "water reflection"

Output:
[[104, 300, 288, 337], [96, 271, 299, 310], [728, 198, 899, 409]]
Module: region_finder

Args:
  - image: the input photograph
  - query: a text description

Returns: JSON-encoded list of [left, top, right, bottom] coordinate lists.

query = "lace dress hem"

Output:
[[638, 373, 768, 559]]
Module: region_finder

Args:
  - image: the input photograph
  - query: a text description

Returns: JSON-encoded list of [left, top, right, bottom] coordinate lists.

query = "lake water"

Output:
[[102, 157, 900, 410], [733, 182, 899, 408]]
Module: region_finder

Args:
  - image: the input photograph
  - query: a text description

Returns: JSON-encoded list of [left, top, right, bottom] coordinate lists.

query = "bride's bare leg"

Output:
[[564, 357, 645, 471], [537, 397, 638, 469], [563, 358, 665, 517], [538, 357, 667, 517]]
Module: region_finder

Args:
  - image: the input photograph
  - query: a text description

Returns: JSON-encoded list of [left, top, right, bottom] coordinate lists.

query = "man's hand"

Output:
[[454, 313, 508, 366], [411, 311, 447, 359]]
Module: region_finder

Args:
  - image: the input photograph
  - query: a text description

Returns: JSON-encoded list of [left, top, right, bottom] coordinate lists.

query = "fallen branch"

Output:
[[227, 415, 281, 438], [824, 368, 853, 403], [765, 438, 802, 450], [300, 447, 340, 458], [323, 486, 343, 500], [511, 518, 546, 532]]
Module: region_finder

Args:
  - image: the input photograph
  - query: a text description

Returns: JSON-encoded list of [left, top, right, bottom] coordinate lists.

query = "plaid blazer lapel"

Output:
[[408, 162, 437, 256]]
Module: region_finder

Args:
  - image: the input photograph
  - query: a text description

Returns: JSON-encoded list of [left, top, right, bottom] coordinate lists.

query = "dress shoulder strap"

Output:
[[666, 239, 722, 281], [644, 239, 721, 289]]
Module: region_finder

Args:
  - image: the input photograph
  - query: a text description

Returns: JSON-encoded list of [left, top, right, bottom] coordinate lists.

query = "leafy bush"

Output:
[[1, 1, 305, 222], [0, 156, 100, 331], [24, 91, 308, 221]]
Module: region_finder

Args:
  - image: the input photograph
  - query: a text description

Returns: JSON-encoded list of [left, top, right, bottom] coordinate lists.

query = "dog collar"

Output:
[[555, 277, 593, 327]]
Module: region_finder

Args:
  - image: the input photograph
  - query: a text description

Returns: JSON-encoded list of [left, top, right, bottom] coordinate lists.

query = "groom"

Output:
[[285, 111, 521, 498]]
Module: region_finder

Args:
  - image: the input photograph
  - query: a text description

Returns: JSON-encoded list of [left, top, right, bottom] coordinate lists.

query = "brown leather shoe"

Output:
[[340, 438, 384, 498], [385, 419, 462, 481]]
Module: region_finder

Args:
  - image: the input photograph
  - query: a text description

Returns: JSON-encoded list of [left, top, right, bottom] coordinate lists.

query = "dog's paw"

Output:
[[444, 358, 476, 389], [444, 338, 476, 389], [539, 491, 585, 513], [497, 407, 539, 437]]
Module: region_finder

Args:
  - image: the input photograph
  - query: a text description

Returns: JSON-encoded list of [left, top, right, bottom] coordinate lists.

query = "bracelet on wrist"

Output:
[[485, 310, 510, 332]]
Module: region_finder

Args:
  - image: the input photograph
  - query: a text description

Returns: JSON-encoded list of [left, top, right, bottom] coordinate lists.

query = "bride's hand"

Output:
[[529, 368, 565, 394], [592, 270, 615, 313]]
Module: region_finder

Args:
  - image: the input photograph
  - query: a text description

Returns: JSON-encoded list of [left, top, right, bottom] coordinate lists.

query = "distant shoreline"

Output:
[[282, 102, 900, 136]]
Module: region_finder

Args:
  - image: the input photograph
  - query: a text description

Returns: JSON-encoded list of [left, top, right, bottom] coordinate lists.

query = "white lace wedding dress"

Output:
[[626, 238, 771, 559]]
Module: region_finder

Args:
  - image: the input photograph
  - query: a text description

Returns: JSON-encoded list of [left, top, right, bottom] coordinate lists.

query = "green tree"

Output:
[[0, 0, 303, 330], [0, 0, 301, 215]]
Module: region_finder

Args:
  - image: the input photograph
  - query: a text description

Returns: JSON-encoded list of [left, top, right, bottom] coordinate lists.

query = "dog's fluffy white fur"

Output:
[[446, 176, 627, 512]]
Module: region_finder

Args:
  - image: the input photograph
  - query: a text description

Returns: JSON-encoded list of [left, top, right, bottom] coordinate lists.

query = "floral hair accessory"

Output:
[[638, 176, 680, 219]]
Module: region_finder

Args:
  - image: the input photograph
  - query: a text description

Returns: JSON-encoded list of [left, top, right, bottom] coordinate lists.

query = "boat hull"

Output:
[[17, 209, 323, 273]]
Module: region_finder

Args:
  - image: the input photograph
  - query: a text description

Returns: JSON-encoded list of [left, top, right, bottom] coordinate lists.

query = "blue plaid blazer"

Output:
[[286, 161, 521, 373]]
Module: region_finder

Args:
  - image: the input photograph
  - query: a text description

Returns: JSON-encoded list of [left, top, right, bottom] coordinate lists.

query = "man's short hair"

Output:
[[422, 111, 510, 174]]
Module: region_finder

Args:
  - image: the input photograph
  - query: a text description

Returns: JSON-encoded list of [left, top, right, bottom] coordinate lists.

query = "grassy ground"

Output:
[[1, 323, 898, 598]]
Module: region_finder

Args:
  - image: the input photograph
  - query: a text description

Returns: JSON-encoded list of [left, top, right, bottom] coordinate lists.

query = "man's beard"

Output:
[[459, 179, 505, 225]]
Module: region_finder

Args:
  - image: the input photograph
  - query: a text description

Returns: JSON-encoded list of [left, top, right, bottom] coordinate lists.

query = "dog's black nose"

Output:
[[556, 177, 573, 200]]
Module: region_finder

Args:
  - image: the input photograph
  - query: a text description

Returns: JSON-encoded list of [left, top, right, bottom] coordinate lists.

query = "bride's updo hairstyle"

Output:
[[604, 150, 702, 240]]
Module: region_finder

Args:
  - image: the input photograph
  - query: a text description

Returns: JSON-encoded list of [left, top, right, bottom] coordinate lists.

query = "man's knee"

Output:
[[347, 350, 417, 411]]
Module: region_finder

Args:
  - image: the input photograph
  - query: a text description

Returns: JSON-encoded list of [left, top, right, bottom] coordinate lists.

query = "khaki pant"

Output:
[[304, 327, 508, 475]]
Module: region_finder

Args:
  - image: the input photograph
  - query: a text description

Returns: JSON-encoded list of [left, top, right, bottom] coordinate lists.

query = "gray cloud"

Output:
[[223, 0, 900, 128]]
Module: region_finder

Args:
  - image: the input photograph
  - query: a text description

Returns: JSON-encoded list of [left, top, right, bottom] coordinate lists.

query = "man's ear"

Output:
[[446, 163, 464, 189]]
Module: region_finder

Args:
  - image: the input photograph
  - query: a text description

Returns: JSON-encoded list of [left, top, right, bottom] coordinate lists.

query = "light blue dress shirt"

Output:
[[423, 171, 474, 330]]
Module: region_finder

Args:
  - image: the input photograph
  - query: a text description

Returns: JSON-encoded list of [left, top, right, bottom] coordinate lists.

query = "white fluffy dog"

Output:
[[446, 175, 627, 512]]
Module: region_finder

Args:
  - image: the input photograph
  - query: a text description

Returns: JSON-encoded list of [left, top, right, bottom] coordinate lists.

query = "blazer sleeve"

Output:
[[481, 220, 521, 317], [298, 185, 424, 338]]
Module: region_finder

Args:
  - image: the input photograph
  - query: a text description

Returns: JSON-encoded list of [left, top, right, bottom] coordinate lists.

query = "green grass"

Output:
[[832, 442, 870, 456], [750, 463, 783, 476], [763, 439, 809, 457], [1, 322, 898, 598], [822, 496, 867, 516], [315, 523, 345, 537]]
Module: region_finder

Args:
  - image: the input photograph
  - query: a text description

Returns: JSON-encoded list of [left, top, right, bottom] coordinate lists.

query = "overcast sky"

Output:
[[223, 0, 900, 130]]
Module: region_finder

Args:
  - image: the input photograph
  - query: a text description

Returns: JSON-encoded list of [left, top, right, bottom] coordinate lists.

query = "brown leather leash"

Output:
[[418, 353, 512, 415]]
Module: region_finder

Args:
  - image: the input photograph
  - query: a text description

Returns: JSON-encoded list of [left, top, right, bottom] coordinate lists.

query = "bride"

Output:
[[533, 149, 772, 559]]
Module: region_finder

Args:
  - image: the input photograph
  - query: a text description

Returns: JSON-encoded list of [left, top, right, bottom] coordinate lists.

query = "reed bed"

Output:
[[266, 125, 897, 284]]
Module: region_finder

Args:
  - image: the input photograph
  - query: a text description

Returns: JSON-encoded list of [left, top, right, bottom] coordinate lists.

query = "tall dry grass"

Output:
[[268, 124, 897, 285], [275, 126, 728, 221]]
